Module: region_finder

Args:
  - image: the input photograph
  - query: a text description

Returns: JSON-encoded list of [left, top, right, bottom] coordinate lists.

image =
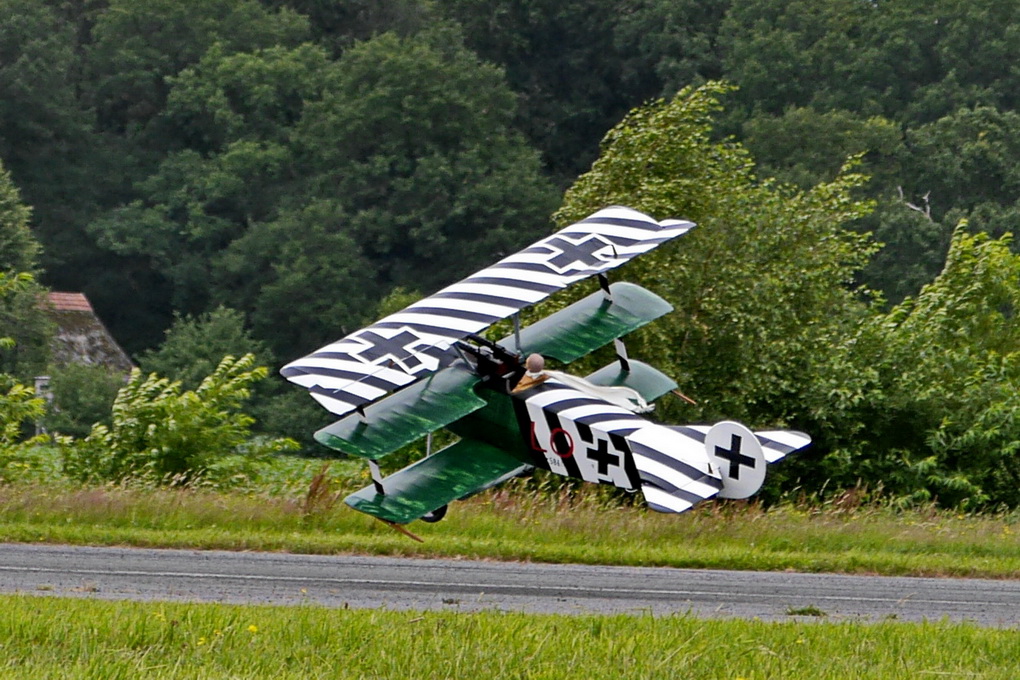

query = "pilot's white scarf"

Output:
[[544, 370, 653, 414]]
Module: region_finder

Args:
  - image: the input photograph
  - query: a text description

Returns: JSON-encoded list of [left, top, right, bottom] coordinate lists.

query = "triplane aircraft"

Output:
[[282, 207, 810, 536]]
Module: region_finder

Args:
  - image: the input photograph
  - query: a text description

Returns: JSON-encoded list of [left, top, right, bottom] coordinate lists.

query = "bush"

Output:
[[63, 354, 297, 486], [42, 364, 125, 438], [0, 373, 53, 481]]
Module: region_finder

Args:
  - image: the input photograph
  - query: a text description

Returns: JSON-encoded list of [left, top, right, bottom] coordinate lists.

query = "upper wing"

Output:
[[282, 206, 694, 417]]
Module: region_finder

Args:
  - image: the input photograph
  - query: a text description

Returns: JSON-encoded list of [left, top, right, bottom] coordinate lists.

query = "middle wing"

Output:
[[282, 206, 694, 417]]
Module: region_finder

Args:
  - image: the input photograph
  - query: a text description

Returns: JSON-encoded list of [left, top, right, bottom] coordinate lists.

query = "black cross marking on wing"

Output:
[[352, 330, 424, 370], [714, 434, 755, 480], [544, 235, 614, 272], [587, 438, 620, 476]]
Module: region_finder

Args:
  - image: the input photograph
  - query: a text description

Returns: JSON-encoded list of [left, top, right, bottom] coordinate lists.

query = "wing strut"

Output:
[[598, 273, 612, 301], [614, 338, 631, 372], [369, 460, 385, 494]]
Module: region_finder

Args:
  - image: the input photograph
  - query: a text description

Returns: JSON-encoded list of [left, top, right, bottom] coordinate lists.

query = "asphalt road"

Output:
[[0, 543, 1017, 627]]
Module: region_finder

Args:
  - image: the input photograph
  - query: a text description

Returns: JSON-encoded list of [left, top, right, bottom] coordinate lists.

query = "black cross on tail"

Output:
[[714, 433, 756, 480]]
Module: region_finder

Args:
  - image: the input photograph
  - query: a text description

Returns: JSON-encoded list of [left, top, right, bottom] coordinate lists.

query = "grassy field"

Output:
[[2, 472, 1020, 578], [0, 594, 1016, 679], [3, 453, 1020, 678]]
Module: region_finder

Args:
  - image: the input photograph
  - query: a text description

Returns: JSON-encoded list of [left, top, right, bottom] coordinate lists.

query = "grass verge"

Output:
[[0, 594, 1018, 679], [2, 481, 1020, 578]]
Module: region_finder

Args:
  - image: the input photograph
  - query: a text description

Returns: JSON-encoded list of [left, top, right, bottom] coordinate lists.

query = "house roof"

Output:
[[45, 291, 134, 372], [48, 292, 93, 312]]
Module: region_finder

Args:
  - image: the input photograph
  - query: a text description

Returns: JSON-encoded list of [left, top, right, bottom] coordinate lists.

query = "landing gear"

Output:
[[420, 505, 448, 523]]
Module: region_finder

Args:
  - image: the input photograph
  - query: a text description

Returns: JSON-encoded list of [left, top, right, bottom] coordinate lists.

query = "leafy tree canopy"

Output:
[[557, 82, 877, 427]]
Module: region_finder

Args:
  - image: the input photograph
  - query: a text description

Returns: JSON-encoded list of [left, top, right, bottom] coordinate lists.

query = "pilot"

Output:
[[512, 353, 549, 392]]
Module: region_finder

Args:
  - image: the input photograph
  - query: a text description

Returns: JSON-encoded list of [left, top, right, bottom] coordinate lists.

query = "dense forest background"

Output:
[[5, 0, 1020, 506]]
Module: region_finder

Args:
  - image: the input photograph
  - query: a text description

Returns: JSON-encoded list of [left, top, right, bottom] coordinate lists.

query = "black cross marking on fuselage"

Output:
[[715, 434, 755, 480], [545, 235, 612, 271], [352, 330, 423, 369], [587, 438, 620, 476]]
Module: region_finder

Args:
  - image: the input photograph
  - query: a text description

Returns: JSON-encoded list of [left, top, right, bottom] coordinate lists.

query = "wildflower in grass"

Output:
[[248, 624, 258, 633], [198, 636, 207, 646]]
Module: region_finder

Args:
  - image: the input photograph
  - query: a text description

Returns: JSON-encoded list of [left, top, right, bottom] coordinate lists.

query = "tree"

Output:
[[809, 226, 1020, 508], [556, 83, 877, 431], [742, 107, 903, 190], [900, 106, 1020, 220], [0, 0, 100, 254], [0, 272, 52, 380], [440, 0, 643, 182], [294, 29, 559, 296], [139, 306, 273, 390], [0, 172, 51, 379], [0, 159, 39, 273], [612, 0, 729, 97], [85, 0, 309, 139], [260, 0, 434, 55], [41, 363, 125, 438], [90, 28, 558, 359]]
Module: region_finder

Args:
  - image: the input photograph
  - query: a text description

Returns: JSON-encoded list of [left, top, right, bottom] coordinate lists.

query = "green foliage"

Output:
[[0, 271, 53, 380], [557, 83, 877, 427], [0, 159, 39, 273], [742, 107, 903, 189], [64, 354, 297, 486], [294, 28, 558, 294], [0, 375, 44, 448], [0, 0, 99, 254], [41, 363, 125, 438], [86, 0, 309, 138], [140, 306, 272, 391], [901, 106, 1020, 219], [86, 27, 557, 357], [785, 223, 1020, 509], [0, 373, 52, 481], [137, 305, 328, 452]]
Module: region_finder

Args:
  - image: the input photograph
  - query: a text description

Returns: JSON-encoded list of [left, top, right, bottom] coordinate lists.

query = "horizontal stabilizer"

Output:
[[626, 426, 724, 514], [584, 359, 678, 404], [315, 364, 485, 460], [670, 425, 811, 463], [500, 282, 672, 362], [345, 439, 532, 524]]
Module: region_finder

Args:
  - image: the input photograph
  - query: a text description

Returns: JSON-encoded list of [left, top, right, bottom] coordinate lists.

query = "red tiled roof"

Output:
[[48, 292, 93, 312]]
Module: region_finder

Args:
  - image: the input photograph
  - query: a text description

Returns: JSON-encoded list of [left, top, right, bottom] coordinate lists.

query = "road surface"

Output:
[[0, 543, 1016, 626]]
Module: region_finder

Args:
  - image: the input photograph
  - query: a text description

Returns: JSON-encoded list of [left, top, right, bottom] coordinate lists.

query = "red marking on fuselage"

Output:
[[549, 427, 574, 458]]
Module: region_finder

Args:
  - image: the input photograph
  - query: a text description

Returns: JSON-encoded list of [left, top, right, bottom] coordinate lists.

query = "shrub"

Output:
[[42, 364, 125, 438], [63, 354, 297, 485]]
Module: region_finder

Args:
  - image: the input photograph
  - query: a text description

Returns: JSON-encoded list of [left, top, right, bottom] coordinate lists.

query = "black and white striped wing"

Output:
[[282, 206, 695, 417]]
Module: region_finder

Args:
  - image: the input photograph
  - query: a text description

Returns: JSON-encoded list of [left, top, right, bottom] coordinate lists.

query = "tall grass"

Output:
[[2, 471, 1020, 577], [0, 595, 1018, 679]]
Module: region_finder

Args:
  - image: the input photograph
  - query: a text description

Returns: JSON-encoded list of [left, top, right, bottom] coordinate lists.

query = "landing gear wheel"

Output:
[[420, 505, 448, 523]]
